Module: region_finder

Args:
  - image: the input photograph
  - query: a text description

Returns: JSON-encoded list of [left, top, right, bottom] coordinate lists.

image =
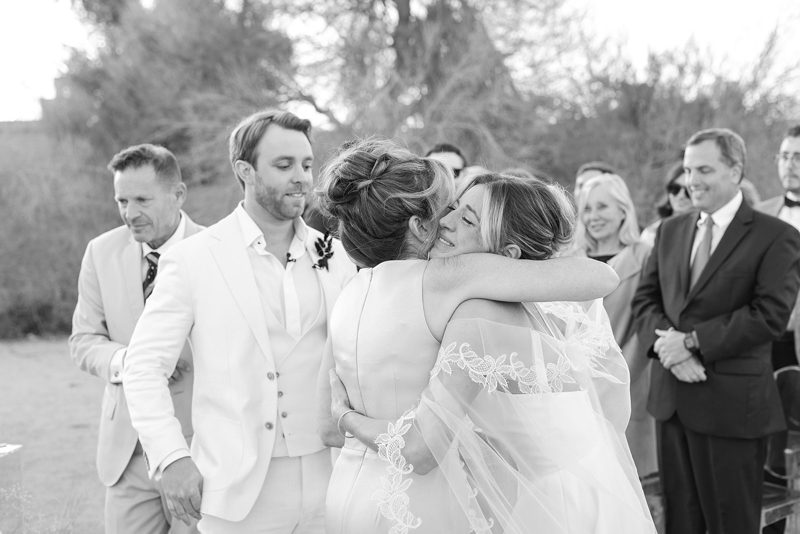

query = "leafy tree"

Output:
[[47, 0, 295, 182]]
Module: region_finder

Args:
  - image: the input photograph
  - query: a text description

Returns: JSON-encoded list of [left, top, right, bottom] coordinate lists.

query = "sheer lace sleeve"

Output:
[[373, 299, 655, 534]]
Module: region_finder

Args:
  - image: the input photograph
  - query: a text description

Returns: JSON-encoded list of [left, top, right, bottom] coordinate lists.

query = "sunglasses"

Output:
[[667, 183, 689, 196]]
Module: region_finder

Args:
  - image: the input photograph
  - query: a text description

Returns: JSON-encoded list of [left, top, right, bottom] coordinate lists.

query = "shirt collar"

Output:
[[235, 203, 309, 258], [698, 190, 743, 229], [787, 191, 800, 202], [142, 211, 186, 257]]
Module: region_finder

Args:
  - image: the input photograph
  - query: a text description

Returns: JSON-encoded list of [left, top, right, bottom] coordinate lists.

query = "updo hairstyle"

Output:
[[316, 138, 454, 268], [465, 173, 575, 260]]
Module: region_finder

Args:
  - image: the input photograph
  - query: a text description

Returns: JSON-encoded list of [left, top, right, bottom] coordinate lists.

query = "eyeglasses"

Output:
[[775, 153, 800, 166], [452, 167, 463, 178], [667, 183, 689, 196]]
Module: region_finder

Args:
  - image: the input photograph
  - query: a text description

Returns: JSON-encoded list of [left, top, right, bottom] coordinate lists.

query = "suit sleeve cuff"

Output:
[[154, 449, 191, 481], [108, 348, 126, 384]]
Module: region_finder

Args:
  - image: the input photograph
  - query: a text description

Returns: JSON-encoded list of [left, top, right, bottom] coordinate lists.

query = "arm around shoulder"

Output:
[[427, 254, 619, 307]]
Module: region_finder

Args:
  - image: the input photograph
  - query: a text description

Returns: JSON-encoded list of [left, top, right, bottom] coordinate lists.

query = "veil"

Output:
[[372, 299, 656, 533]]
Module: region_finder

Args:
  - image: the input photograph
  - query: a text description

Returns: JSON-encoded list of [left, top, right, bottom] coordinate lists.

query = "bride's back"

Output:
[[330, 259, 440, 420]]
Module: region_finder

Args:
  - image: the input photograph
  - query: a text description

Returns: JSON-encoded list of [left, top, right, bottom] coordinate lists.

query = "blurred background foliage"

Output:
[[2, 0, 798, 337]]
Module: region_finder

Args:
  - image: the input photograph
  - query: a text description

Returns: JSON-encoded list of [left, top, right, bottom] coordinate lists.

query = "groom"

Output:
[[123, 109, 357, 533]]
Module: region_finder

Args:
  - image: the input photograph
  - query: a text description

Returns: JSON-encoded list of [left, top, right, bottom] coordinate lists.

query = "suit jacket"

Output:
[[605, 242, 657, 475], [69, 212, 203, 486], [756, 195, 800, 335], [632, 201, 800, 439], [122, 211, 356, 521], [573, 242, 656, 475]]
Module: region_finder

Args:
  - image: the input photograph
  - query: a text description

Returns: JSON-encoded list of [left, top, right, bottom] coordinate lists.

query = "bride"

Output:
[[315, 139, 655, 533]]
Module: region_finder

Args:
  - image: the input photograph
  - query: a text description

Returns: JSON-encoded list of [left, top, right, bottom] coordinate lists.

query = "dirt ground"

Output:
[[0, 337, 105, 533]]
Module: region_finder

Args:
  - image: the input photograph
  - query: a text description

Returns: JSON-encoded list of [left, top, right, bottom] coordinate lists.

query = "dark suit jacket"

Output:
[[632, 200, 800, 439]]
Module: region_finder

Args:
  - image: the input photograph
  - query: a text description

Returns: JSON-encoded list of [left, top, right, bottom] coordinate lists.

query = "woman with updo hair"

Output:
[[315, 139, 655, 534]]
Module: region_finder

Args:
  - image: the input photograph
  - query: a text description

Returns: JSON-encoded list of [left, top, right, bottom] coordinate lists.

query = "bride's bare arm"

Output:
[[331, 369, 477, 476], [433, 254, 618, 303], [422, 254, 617, 338]]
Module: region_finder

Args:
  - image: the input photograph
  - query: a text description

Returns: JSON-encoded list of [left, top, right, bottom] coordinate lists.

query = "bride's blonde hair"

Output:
[[463, 173, 575, 260]]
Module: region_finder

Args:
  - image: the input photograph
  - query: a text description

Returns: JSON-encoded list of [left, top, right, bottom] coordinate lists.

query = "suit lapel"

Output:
[[123, 237, 145, 319], [208, 214, 274, 364], [683, 202, 753, 306], [305, 232, 341, 333]]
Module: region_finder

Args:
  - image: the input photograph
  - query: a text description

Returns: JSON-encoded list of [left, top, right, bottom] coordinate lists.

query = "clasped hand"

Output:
[[161, 457, 203, 525], [168, 359, 192, 385], [654, 328, 706, 383]]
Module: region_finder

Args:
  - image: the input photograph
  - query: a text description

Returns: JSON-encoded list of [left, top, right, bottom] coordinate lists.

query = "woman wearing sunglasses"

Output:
[[640, 162, 694, 247]]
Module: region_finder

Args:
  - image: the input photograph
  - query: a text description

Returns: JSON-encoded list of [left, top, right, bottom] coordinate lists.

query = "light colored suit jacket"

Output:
[[123, 212, 356, 521], [69, 212, 203, 486], [572, 242, 656, 475]]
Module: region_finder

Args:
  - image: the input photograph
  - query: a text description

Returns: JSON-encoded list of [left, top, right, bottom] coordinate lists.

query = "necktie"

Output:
[[142, 252, 160, 301], [690, 217, 714, 289], [785, 196, 800, 208]]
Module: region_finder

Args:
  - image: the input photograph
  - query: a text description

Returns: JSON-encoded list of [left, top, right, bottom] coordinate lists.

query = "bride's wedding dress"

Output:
[[326, 260, 656, 533]]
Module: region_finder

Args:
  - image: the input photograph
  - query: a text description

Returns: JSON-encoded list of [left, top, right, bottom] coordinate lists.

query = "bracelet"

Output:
[[337, 409, 358, 438]]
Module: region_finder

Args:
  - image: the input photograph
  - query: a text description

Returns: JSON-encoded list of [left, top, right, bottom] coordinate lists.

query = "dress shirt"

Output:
[[234, 204, 321, 337], [690, 191, 743, 264], [109, 213, 187, 385], [779, 192, 800, 231]]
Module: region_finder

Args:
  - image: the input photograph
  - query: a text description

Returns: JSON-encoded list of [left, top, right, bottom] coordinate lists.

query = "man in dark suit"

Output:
[[632, 128, 800, 534], [755, 125, 800, 372]]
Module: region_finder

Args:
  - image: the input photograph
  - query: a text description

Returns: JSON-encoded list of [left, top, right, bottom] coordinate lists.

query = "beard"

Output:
[[252, 172, 307, 221]]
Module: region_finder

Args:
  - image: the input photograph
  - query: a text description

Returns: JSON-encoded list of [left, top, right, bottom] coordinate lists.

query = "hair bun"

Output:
[[369, 153, 393, 182]]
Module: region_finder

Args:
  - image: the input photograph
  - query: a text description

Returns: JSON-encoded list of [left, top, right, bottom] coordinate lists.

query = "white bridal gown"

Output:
[[325, 259, 656, 534]]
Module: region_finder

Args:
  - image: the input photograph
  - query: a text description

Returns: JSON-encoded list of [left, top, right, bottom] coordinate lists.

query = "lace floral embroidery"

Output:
[[431, 301, 625, 394], [372, 409, 422, 533], [431, 341, 576, 395], [466, 487, 495, 533]]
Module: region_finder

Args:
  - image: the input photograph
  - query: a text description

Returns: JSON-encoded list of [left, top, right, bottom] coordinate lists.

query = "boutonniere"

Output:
[[312, 231, 334, 271]]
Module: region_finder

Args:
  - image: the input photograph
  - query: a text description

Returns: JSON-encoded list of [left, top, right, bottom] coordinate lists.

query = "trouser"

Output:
[[763, 334, 795, 534], [658, 414, 767, 534], [198, 448, 331, 534], [106, 441, 198, 534]]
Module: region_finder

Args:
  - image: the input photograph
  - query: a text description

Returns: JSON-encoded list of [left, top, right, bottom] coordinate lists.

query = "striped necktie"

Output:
[[690, 216, 714, 289], [142, 252, 160, 301]]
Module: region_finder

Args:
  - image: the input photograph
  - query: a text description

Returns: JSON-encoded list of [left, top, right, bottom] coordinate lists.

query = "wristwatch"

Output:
[[683, 332, 701, 356]]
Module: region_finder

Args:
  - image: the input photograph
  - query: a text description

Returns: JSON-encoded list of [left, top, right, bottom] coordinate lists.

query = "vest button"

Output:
[[265, 422, 273, 430], [281, 412, 288, 418], [277, 391, 283, 397], [267, 372, 275, 380]]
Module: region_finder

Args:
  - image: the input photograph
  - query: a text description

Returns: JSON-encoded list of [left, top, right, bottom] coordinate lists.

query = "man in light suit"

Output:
[[70, 144, 202, 534], [632, 128, 800, 534], [755, 125, 800, 371], [123, 110, 357, 533]]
